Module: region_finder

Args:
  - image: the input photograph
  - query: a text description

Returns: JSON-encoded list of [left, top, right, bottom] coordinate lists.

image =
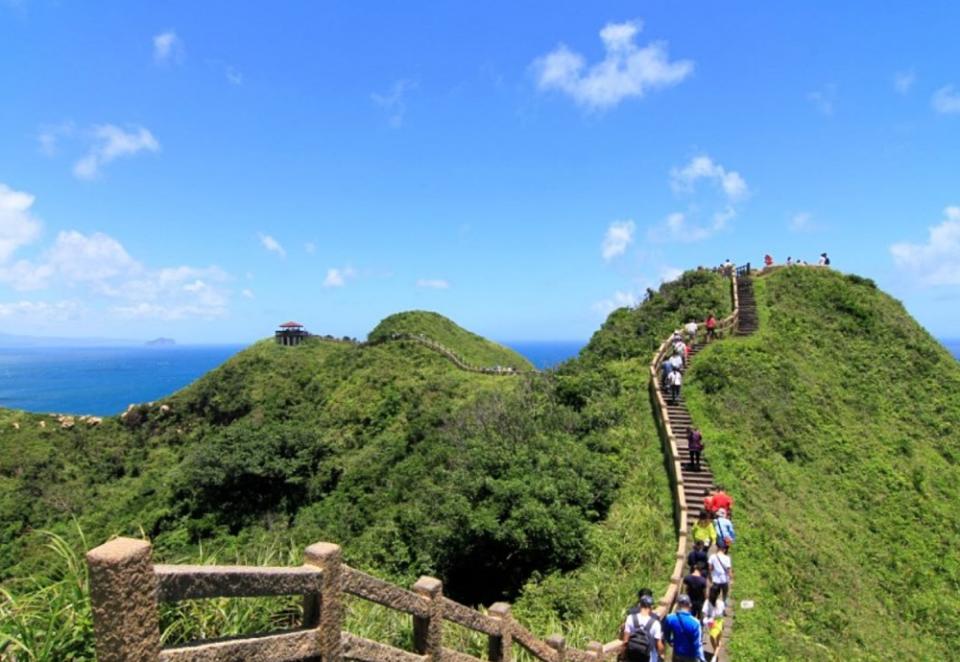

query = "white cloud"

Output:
[[225, 65, 243, 86], [652, 208, 734, 243], [73, 124, 160, 180], [790, 212, 812, 232], [323, 267, 356, 288], [932, 85, 960, 114], [894, 70, 915, 95], [304, 241, 316, 254], [601, 219, 635, 261], [258, 233, 286, 258], [890, 206, 960, 285], [416, 278, 450, 289], [36, 121, 74, 156], [532, 19, 693, 110], [153, 31, 183, 64], [670, 155, 748, 202], [47, 231, 139, 284], [0, 299, 82, 321], [0, 183, 43, 262], [241, 288, 255, 299], [593, 290, 639, 315], [372, 79, 417, 127], [807, 84, 837, 116], [660, 266, 683, 283]]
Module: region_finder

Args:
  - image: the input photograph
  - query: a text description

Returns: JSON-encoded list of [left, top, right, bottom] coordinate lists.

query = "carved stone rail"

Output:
[[86, 538, 626, 662]]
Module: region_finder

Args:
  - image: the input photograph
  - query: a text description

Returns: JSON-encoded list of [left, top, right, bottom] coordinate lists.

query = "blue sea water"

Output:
[[0, 345, 245, 416], [504, 340, 586, 370]]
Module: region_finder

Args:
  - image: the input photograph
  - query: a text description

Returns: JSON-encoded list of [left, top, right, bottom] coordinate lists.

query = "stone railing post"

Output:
[[304, 542, 344, 662], [86, 537, 161, 662], [546, 634, 566, 662], [488, 602, 513, 662], [587, 641, 604, 662], [412, 576, 444, 660]]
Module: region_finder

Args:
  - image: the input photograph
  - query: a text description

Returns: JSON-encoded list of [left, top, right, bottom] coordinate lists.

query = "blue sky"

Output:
[[1, 1, 959, 343]]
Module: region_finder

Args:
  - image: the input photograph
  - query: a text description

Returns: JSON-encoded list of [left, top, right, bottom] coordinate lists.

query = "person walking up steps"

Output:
[[661, 357, 674, 388], [701, 595, 725, 653], [713, 508, 735, 546], [687, 427, 703, 471], [684, 319, 698, 344], [622, 594, 664, 662], [708, 541, 733, 605], [705, 313, 717, 343], [663, 594, 705, 662], [691, 511, 716, 553], [686, 539, 708, 574], [681, 564, 707, 620], [667, 367, 682, 404]]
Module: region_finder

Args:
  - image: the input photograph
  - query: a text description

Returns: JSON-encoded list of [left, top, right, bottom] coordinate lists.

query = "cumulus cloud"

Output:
[[0, 183, 43, 262], [601, 219, 635, 261], [36, 121, 74, 156], [372, 79, 417, 127], [258, 233, 286, 258], [890, 206, 960, 285], [532, 19, 693, 110], [153, 31, 183, 64], [652, 208, 735, 243], [323, 267, 356, 288], [0, 299, 82, 321], [932, 85, 960, 114], [670, 155, 748, 202], [660, 266, 683, 283], [593, 290, 639, 315], [241, 288, 255, 299], [894, 70, 916, 95], [790, 212, 813, 232], [416, 278, 449, 289], [73, 124, 160, 180]]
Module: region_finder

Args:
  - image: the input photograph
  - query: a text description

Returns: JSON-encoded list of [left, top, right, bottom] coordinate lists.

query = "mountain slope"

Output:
[[684, 267, 960, 659]]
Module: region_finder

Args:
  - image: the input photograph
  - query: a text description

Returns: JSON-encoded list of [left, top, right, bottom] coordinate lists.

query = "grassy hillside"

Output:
[[369, 311, 532, 370], [684, 267, 960, 660]]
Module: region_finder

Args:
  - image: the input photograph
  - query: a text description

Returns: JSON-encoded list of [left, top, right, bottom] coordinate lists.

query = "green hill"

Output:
[[369, 311, 533, 371], [684, 267, 960, 659]]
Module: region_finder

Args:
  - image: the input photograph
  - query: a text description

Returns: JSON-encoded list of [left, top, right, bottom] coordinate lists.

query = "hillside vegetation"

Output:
[[369, 311, 532, 370], [685, 267, 960, 660]]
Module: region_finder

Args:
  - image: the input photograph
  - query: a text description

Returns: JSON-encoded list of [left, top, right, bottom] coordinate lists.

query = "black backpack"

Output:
[[626, 612, 657, 662]]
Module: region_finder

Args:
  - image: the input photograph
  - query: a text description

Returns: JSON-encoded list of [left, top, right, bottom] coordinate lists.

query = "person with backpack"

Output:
[[686, 539, 708, 574], [687, 427, 703, 471], [819, 252, 831, 266], [662, 594, 705, 662], [713, 509, 735, 545], [621, 594, 664, 662], [661, 357, 674, 388]]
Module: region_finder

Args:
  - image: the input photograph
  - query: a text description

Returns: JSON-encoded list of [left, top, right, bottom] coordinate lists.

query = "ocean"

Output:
[[0, 338, 951, 417], [0, 345, 245, 416]]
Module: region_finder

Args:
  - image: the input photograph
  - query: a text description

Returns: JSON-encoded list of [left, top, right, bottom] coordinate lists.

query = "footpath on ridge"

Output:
[[653, 270, 756, 662]]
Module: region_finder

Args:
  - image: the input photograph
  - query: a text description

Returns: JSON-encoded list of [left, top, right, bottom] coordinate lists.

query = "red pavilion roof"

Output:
[[278, 321, 304, 329]]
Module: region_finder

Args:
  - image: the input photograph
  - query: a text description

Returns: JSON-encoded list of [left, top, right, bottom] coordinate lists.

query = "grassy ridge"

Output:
[[369, 311, 532, 370], [684, 268, 960, 659]]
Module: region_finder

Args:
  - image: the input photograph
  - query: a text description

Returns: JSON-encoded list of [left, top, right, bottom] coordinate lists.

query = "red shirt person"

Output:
[[703, 488, 733, 517]]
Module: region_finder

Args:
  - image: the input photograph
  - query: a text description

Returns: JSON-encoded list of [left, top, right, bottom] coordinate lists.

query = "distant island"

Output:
[[145, 337, 176, 346]]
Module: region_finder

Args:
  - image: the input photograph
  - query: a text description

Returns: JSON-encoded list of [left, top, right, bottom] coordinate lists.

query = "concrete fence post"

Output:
[[488, 602, 513, 662], [304, 542, 344, 662], [412, 576, 444, 660], [546, 634, 566, 662], [586, 641, 604, 662], [86, 537, 161, 662]]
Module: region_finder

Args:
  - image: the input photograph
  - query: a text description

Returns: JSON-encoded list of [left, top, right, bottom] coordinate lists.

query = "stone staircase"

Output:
[[659, 275, 757, 661]]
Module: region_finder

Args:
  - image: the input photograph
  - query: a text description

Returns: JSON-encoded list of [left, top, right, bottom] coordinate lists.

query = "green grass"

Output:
[[369, 311, 532, 371], [684, 268, 960, 660]]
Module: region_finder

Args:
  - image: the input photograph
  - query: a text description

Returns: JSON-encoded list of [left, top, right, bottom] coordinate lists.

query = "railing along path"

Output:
[[86, 265, 750, 662]]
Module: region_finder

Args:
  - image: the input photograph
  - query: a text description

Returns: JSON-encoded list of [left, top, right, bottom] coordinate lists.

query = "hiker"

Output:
[[622, 593, 664, 662], [686, 539, 708, 573], [681, 564, 707, 619], [667, 368, 682, 404], [722, 258, 733, 277], [786, 256, 793, 266], [714, 509, 735, 545], [705, 313, 717, 343], [684, 319, 698, 343], [764, 254, 773, 267], [687, 427, 703, 471], [701, 595, 725, 653], [691, 510, 716, 552], [669, 351, 684, 373], [708, 540, 733, 604], [662, 594, 705, 662], [661, 358, 674, 388], [818, 252, 831, 266], [703, 487, 733, 517]]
